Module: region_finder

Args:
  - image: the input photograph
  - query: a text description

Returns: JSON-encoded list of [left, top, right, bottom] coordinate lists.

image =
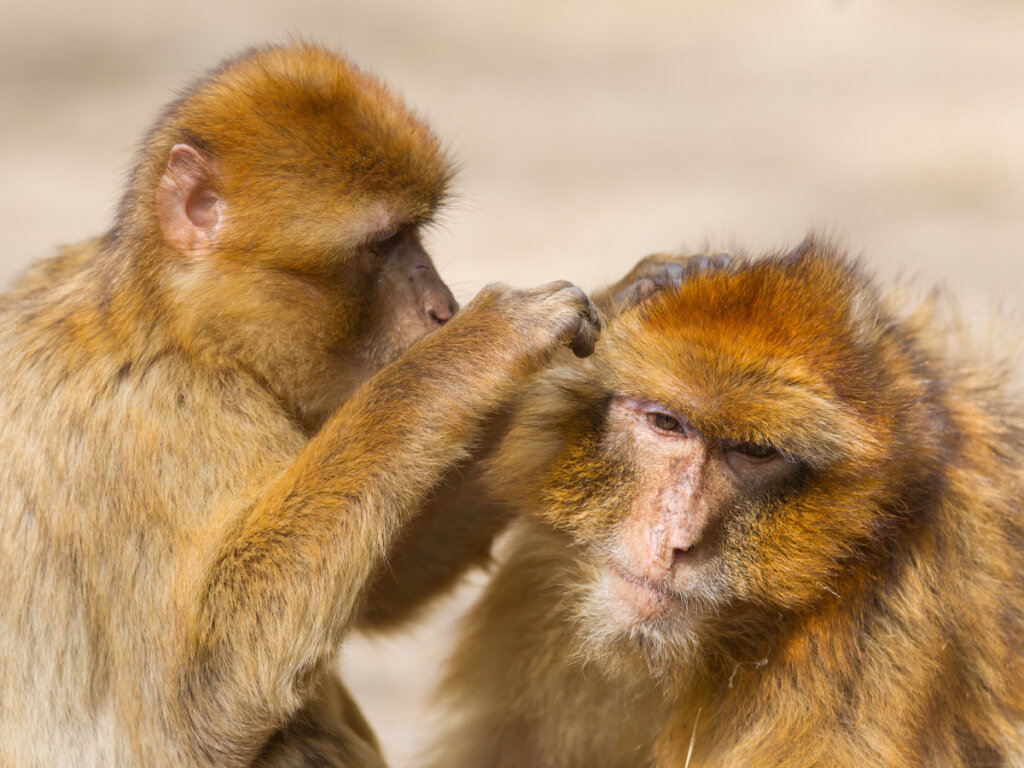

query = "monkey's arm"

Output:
[[356, 412, 514, 630], [177, 283, 599, 763]]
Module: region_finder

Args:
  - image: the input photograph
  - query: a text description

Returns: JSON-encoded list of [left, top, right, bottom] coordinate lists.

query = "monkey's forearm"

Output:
[[357, 405, 517, 629], [357, 464, 513, 629], [181, 335, 508, 754]]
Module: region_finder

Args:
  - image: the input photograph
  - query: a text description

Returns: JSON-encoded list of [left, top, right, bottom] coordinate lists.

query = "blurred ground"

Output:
[[2, 1, 1022, 765]]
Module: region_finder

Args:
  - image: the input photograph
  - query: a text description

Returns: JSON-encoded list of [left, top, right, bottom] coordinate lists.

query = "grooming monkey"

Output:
[[0, 43, 601, 767], [429, 241, 1024, 768]]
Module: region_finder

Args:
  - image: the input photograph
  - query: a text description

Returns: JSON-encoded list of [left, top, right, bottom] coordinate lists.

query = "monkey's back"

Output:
[[0, 245, 306, 766]]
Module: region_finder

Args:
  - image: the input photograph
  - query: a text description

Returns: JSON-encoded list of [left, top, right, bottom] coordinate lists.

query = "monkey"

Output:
[[0, 42, 603, 767], [426, 239, 1024, 768]]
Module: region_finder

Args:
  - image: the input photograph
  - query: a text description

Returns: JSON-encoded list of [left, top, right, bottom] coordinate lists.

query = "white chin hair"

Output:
[[569, 568, 707, 685]]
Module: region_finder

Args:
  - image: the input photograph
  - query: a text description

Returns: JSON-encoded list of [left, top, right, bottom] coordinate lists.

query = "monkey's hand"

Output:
[[458, 281, 603, 364], [594, 252, 732, 317]]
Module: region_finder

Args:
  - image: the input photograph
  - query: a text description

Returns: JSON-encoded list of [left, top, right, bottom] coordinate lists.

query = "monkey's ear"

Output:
[[155, 144, 224, 257]]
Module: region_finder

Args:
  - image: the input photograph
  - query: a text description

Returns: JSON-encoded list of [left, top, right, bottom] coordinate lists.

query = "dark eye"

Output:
[[729, 441, 777, 460], [367, 227, 403, 255], [647, 412, 682, 433]]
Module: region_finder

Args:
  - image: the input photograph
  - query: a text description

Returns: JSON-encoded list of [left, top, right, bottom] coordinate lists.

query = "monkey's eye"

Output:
[[367, 227, 403, 255], [728, 441, 777, 460], [647, 412, 683, 433]]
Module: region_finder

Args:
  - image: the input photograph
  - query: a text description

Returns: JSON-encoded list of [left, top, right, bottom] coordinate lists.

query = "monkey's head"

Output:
[[503, 242, 943, 681], [117, 43, 458, 429]]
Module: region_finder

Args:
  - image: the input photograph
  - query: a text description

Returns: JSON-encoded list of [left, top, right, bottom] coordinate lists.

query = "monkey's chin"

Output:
[[570, 568, 708, 686]]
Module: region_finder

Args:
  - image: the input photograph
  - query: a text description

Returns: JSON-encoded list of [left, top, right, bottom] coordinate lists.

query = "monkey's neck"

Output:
[[3, 236, 172, 366]]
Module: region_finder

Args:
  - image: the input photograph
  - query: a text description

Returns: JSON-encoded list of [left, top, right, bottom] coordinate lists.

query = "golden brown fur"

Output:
[[0, 43, 601, 766], [430, 241, 1024, 768]]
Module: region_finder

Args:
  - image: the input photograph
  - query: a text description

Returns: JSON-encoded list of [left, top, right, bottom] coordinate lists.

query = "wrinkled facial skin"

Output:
[[541, 394, 804, 675]]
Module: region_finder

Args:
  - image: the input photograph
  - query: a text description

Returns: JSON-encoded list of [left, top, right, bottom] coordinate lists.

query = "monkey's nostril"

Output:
[[427, 296, 458, 326], [672, 546, 693, 563]]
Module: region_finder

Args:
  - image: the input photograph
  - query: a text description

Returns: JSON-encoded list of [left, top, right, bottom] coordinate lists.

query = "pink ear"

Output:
[[155, 144, 224, 256]]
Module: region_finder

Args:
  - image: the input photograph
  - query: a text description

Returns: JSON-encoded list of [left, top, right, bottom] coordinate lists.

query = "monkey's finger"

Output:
[[664, 262, 686, 286], [569, 295, 603, 358], [712, 252, 732, 269], [681, 252, 733, 277], [690, 255, 714, 273]]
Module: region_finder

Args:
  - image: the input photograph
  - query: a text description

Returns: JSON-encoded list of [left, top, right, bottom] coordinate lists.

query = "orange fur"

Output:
[[0, 43, 601, 767], [431, 241, 1024, 767]]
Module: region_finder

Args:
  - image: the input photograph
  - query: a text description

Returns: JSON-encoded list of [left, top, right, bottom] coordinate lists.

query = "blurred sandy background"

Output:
[[2, 0, 1022, 764]]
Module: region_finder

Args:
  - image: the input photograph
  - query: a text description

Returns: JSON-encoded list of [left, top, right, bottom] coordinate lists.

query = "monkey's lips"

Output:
[[610, 568, 685, 620]]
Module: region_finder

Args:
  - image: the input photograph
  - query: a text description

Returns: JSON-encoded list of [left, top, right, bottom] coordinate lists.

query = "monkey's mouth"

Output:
[[616, 569, 678, 598], [611, 568, 685, 617]]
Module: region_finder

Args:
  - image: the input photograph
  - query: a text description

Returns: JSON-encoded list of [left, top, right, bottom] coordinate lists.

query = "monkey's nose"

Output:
[[425, 290, 458, 327]]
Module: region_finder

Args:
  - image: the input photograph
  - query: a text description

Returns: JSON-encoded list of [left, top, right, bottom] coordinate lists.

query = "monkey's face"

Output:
[[350, 226, 458, 367], [540, 390, 806, 677], [533, 248, 916, 677], [277, 223, 459, 428], [274, 224, 459, 428]]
